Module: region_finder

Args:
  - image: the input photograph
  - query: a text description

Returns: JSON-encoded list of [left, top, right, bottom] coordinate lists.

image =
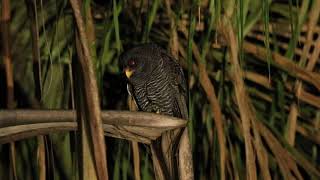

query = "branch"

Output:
[[0, 110, 187, 144]]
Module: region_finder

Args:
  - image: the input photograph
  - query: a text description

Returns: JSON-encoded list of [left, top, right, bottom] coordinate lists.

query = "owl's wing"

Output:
[[161, 53, 188, 120]]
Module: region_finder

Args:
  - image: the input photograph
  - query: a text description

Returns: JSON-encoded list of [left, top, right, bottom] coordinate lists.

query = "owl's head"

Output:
[[119, 43, 163, 82]]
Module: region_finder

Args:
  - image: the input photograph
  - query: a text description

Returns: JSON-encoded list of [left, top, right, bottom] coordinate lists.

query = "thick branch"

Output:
[[0, 110, 187, 144]]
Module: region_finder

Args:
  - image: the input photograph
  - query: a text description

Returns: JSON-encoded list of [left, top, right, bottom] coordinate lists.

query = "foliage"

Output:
[[0, 0, 319, 179]]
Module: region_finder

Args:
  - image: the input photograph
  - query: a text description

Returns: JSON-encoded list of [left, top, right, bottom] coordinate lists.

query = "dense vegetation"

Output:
[[0, 0, 319, 179]]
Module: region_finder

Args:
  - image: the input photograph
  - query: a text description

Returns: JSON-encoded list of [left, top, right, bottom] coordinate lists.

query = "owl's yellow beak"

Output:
[[125, 68, 134, 78]]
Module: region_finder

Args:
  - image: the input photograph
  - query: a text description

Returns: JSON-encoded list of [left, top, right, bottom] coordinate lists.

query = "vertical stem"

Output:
[[132, 141, 141, 180], [25, 0, 42, 100], [70, 0, 109, 179], [37, 136, 46, 180], [84, 0, 97, 63], [1, 0, 17, 180], [75, 35, 98, 180], [223, 21, 257, 180], [25, 1, 46, 179], [128, 97, 141, 180], [1, 0, 14, 109], [165, 0, 179, 59]]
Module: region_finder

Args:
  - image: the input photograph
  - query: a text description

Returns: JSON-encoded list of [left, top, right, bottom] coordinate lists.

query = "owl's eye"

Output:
[[128, 59, 136, 67]]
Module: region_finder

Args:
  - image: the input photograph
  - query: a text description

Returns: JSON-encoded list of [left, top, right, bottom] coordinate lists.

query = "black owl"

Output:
[[119, 43, 188, 120], [119, 43, 189, 180]]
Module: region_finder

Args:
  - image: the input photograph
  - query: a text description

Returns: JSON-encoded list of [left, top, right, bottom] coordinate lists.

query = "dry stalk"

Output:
[[179, 26, 226, 180], [243, 42, 320, 91], [165, 0, 179, 59], [69, 0, 108, 179], [219, 20, 257, 180], [25, 1, 46, 179], [247, 32, 307, 58], [128, 97, 141, 180], [244, 71, 320, 109], [286, 0, 320, 146], [165, 3, 194, 180], [1, 0, 17, 179], [257, 121, 306, 180]]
